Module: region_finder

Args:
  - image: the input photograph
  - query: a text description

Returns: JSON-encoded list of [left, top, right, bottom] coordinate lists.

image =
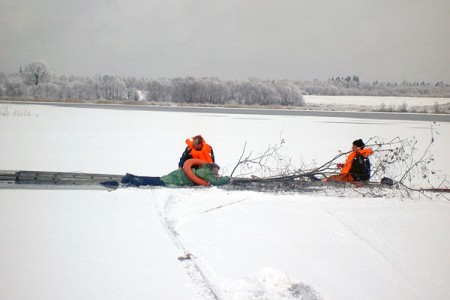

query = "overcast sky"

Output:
[[1, 0, 449, 82]]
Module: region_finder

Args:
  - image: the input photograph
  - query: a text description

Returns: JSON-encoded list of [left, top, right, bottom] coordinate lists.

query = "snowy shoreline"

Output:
[[2, 94, 450, 112], [1, 98, 450, 123]]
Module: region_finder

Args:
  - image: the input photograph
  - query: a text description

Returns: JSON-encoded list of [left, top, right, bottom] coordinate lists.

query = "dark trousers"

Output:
[[138, 176, 166, 186], [121, 173, 166, 186]]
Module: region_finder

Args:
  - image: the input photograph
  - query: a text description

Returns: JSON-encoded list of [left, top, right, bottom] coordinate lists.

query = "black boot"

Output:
[[121, 173, 135, 184], [100, 181, 119, 188]]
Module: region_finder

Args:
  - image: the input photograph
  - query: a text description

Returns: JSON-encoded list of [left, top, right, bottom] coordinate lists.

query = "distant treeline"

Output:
[[1, 61, 449, 106], [0, 61, 304, 106], [299, 76, 450, 98]]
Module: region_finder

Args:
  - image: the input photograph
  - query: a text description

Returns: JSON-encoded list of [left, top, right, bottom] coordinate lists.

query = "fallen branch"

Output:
[[229, 128, 448, 198]]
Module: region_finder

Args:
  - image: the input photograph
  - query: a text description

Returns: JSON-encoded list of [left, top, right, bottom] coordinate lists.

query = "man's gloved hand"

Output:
[[337, 163, 344, 168]]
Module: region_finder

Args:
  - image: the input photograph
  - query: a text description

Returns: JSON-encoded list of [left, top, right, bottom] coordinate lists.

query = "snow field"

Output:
[[1, 101, 450, 299]]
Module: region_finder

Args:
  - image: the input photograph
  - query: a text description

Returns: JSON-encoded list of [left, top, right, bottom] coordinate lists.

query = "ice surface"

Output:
[[1, 101, 449, 299]]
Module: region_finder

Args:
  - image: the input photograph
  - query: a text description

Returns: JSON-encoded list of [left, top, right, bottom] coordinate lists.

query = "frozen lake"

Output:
[[1, 101, 449, 300]]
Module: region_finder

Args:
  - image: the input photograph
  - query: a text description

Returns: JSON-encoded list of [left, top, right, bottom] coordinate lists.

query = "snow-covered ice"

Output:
[[1, 101, 449, 300]]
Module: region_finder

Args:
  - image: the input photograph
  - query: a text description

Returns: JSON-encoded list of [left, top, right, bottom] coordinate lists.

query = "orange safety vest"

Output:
[[185, 136, 213, 163], [341, 148, 373, 175]]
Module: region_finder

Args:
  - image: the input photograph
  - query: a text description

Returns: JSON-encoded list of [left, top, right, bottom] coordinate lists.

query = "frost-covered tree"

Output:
[[94, 75, 127, 100], [29, 82, 61, 99], [5, 75, 27, 97], [156, 77, 306, 106], [22, 61, 52, 86], [146, 79, 172, 102], [2, 65, 448, 102], [127, 87, 140, 101], [273, 80, 304, 106]]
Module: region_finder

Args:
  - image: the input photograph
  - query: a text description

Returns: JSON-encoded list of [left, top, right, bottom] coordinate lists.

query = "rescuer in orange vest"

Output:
[[178, 135, 215, 169], [325, 139, 373, 183]]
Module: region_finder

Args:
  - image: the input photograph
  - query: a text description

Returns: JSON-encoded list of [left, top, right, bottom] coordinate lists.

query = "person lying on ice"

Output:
[[178, 135, 215, 169], [121, 162, 229, 187], [324, 139, 373, 183]]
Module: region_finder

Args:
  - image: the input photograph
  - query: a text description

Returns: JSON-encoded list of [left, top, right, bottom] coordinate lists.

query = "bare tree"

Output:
[[29, 82, 60, 99], [5, 76, 27, 97], [94, 75, 127, 100], [22, 61, 52, 86]]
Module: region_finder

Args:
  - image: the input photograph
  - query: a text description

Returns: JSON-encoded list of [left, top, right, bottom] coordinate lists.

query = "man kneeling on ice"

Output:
[[324, 139, 373, 183], [118, 162, 229, 187]]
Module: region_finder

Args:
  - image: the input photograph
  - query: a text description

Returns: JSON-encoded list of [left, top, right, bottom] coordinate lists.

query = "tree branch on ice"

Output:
[[229, 126, 449, 197]]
